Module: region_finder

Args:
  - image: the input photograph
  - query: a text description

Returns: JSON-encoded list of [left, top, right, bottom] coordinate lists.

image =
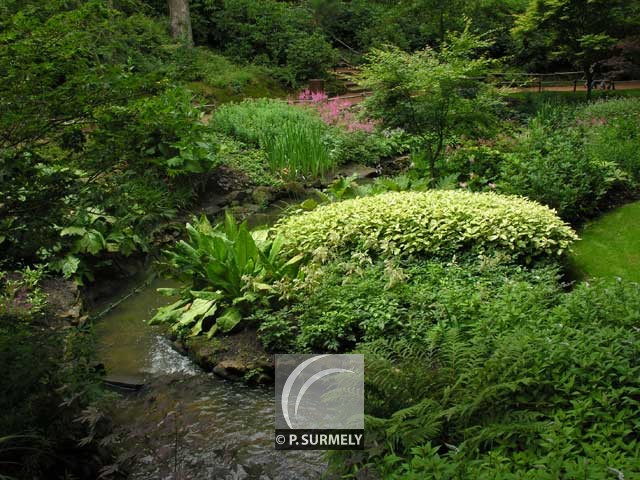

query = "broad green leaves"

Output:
[[150, 212, 303, 337]]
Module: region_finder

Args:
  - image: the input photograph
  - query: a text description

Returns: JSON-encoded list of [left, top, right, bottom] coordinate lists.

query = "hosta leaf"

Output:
[[235, 226, 259, 274], [157, 288, 181, 297], [269, 234, 285, 260], [77, 230, 106, 255], [216, 307, 242, 333], [224, 211, 238, 239], [190, 290, 224, 301], [149, 299, 189, 324], [206, 323, 218, 339], [284, 253, 305, 267], [177, 298, 217, 327], [252, 282, 276, 292], [190, 317, 207, 337], [61, 255, 80, 277]]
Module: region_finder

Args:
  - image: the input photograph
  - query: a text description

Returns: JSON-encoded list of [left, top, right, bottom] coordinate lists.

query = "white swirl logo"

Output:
[[280, 354, 355, 429]]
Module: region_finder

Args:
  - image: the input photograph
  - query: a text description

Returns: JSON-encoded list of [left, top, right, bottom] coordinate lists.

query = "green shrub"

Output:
[[499, 143, 625, 223], [177, 47, 285, 103], [499, 98, 640, 223], [32, 87, 220, 282], [577, 97, 640, 121], [275, 191, 577, 262], [0, 1, 252, 281], [359, 174, 432, 197], [327, 128, 412, 167], [584, 117, 640, 187], [213, 133, 281, 186], [284, 31, 339, 83], [0, 270, 109, 478], [90, 87, 220, 178], [440, 144, 506, 191], [359, 32, 501, 184], [331, 279, 640, 479]]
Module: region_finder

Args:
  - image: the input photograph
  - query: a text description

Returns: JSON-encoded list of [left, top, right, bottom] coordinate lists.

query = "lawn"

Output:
[[569, 201, 640, 282]]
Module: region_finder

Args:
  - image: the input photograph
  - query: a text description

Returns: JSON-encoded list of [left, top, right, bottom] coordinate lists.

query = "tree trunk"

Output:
[[585, 69, 593, 100], [168, 0, 193, 46]]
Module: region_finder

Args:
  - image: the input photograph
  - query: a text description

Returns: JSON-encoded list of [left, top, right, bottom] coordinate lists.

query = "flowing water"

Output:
[[92, 198, 327, 479], [93, 277, 326, 480]]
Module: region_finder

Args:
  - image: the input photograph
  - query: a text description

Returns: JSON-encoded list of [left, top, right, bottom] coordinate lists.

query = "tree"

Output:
[[168, 0, 193, 46], [512, 0, 639, 98], [359, 27, 500, 185]]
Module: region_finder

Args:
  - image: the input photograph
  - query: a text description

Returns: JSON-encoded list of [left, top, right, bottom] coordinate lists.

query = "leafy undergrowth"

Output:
[[257, 252, 640, 478], [0, 271, 112, 479], [183, 48, 285, 104], [149, 213, 303, 338], [569, 200, 640, 282], [338, 277, 640, 479], [0, 0, 288, 283]]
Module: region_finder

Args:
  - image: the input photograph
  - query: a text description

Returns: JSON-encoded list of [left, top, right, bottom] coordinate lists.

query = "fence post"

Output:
[[538, 79, 542, 92], [573, 80, 577, 92]]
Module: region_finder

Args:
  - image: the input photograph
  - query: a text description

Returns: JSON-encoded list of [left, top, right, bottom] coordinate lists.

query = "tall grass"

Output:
[[213, 99, 335, 179], [262, 120, 335, 178]]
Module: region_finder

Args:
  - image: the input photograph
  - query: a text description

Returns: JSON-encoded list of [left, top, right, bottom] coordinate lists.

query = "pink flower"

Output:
[[298, 89, 312, 101], [296, 91, 378, 133], [311, 91, 328, 102]]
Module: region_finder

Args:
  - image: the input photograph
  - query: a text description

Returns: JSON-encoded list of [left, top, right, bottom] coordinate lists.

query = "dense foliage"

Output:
[[0, 0, 284, 281], [276, 191, 577, 261], [0, 273, 110, 478], [498, 98, 640, 222], [179, 0, 528, 68], [256, 255, 561, 352], [332, 277, 640, 478], [513, 0, 640, 90], [163, 0, 339, 84]]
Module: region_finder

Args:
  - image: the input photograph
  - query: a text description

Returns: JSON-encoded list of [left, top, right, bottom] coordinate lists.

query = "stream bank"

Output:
[[88, 163, 384, 478], [91, 162, 382, 386], [92, 275, 326, 479]]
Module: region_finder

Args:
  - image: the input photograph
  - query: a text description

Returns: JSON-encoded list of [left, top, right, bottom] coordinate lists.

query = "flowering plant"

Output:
[[297, 90, 377, 133]]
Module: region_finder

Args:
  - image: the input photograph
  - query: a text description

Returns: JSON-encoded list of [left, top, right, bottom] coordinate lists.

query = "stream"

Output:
[[92, 198, 327, 480]]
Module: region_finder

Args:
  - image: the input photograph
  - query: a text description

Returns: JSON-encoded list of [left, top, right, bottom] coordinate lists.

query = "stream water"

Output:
[[92, 198, 326, 480]]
